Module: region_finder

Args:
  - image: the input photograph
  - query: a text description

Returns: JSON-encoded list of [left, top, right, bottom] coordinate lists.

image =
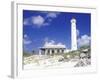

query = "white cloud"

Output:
[[24, 15, 50, 28], [43, 39, 66, 48], [42, 22, 49, 26], [23, 19, 29, 25], [24, 39, 32, 45], [44, 40, 55, 46], [77, 35, 91, 47], [41, 12, 60, 18], [24, 34, 28, 38], [23, 34, 32, 45], [77, 29, 80, 37], [23, 12, 60, 28], [32, 15, 45, 27], [46, 12, 59, 18]]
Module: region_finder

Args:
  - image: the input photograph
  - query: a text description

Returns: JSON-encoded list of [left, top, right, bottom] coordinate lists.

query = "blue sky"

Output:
[[23, 10, 91, 53]]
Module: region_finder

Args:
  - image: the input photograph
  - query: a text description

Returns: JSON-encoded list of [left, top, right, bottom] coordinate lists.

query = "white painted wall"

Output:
[[0, 0, 100, 80], [71, 18, 77, 50]]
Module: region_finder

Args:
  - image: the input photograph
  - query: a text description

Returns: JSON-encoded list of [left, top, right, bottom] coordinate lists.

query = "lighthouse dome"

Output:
[[71, 18, 76, 23]]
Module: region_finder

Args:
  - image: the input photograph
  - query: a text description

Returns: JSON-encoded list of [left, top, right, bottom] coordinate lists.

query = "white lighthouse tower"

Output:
[[71, 18, 77, 50]]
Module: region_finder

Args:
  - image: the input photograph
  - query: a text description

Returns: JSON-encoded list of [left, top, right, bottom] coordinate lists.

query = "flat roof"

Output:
[[40, 47, 66, 49]]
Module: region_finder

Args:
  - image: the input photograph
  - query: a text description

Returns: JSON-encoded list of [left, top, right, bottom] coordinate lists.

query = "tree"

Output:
[[23, 51, 31, 57]]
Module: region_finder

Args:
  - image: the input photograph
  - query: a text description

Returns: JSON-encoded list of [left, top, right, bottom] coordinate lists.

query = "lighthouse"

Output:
[[71, 18, 77, 50]]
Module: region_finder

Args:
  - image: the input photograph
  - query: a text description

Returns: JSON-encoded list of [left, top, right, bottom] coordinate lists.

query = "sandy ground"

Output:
[[24, 61, 78, 70], [23, 55, 91, 70]]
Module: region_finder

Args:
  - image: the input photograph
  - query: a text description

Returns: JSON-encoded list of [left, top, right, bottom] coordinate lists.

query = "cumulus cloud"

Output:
[[32, 15, 45, 27], [24, 34, 28, 38], [43, 39, 66, 48], [23, 11, 60, 28], [76, 29, 80, 37], [46, 12, 60, 18], [23, 19, 30, 25], [23, 34, 32, 45], [24, 39, 31, 45], [44, 40, 55, 46], [77, 35, 91, 47]]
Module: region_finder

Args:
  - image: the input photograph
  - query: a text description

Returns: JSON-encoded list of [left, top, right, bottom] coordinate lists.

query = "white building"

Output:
[[39, 44, 66, 55], [71, 18, 77, 50]]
